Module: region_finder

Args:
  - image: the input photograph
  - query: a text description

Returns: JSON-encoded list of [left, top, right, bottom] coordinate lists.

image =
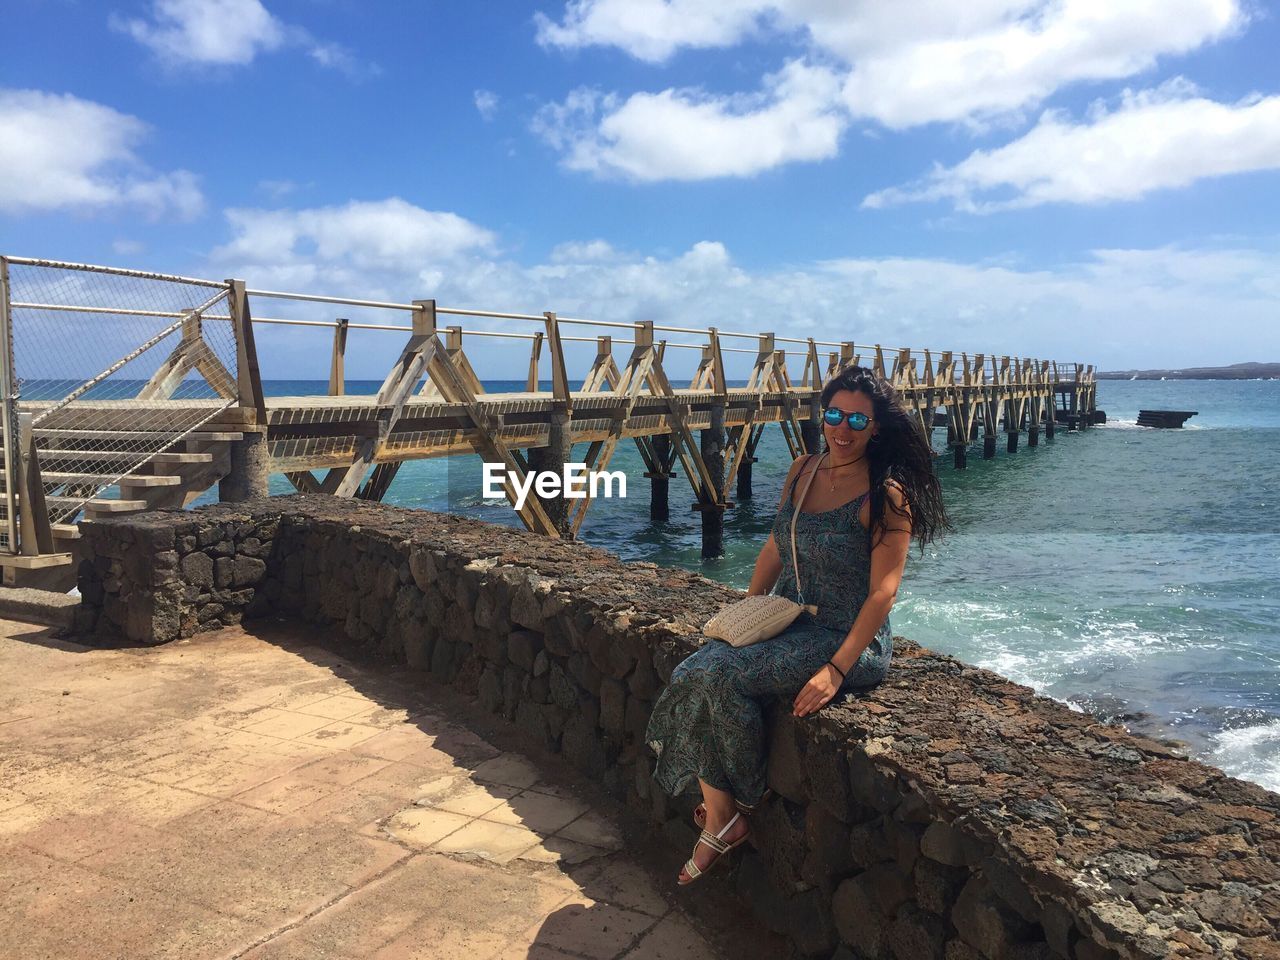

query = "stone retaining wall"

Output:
[[75, 496, 1280, 960]]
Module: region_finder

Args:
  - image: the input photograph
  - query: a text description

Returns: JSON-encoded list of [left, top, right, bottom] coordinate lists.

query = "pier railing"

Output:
[[0, 254, 1096, 574]]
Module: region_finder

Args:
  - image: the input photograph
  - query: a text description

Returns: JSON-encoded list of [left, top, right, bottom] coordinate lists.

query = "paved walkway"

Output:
[[0, 617, 776, 960]]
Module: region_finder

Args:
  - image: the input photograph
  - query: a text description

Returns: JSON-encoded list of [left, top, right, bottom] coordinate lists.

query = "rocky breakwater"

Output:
[[75, 496, 1280, 960]]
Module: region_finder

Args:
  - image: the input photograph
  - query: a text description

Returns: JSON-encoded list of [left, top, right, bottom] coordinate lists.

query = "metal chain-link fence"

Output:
[[1, 257, 240, 544]]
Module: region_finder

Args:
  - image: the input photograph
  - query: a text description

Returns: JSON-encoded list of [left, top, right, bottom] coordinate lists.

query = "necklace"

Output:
[[822, 453, 865, 491]]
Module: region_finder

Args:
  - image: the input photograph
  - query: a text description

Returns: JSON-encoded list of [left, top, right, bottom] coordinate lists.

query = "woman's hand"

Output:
[[792, 663, 842, 717]]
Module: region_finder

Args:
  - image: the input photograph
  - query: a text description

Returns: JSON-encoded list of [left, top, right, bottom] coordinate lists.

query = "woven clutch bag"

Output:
[[704, 594, 817, 648], [703, 453, 824, 648]]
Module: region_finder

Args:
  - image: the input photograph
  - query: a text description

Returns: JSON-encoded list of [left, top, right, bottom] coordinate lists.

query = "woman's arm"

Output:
[[792, 480, 912, 718], [747, 454, 813, 597], [746, 534, 782, 596]]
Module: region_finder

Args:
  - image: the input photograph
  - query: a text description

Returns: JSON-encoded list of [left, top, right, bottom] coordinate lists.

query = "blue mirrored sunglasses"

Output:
[[822, 407, 872, 431]]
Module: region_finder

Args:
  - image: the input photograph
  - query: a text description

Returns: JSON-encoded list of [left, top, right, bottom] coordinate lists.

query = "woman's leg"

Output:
[[648, 642, 767, 803], [678, 778, 749, 884]]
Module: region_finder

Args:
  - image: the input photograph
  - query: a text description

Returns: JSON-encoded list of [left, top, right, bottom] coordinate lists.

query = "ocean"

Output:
[[242, 378, 1280, 792]]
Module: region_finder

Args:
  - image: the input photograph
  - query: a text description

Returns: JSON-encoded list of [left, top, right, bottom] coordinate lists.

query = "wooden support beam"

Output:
[[649, 433, 671, 522], [526, 331, 544, 393], [701, 401, 727, 559], [138, 308, 238, 403], [802, 339, 821, 389], [582, 336, 620, 393], [646, 357, 720, 506], [331, 300, 438, 499], [228, 279, 266, 425], [544, 312, 572, 412], [566, 323, 657, 536], [14, 413, 54, 555], [285, 471, 319, 494], [709, 329, 728, 397], [418, 323, 561, 537], [329, 318, 349, 396]]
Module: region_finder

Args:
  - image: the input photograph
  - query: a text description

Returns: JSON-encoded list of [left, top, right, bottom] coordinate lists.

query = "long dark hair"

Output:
[[820, 365, 949, 550]]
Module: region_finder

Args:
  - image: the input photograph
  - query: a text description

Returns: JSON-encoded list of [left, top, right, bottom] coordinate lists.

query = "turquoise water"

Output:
[[250, 378, 1280, 792]]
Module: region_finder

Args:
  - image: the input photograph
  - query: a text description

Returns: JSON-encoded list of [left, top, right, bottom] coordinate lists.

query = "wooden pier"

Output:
[[0, 256, 1097, 587]]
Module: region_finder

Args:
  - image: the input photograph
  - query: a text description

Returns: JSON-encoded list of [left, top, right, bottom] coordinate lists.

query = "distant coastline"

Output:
[[1097, 361, 1280, 380]]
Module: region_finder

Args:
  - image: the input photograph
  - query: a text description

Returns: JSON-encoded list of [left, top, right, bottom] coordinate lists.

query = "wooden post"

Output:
[[221, 278, 269, 501], [700, 402, 726, 559], [802, 339, 821, 388], [1001, 356, 1020, 452], [544, 312, 571, 412], [736, 425, 762, 502], [227, 279, 266, 424], [329, 318, 349, 396], [649, 434, 671, 522], [14, 412, 53, 555], [736, 446, 753, 501], [526, 332, 544, 392], [1029, 358, 1042, 446], [800, 387, 822, 455]]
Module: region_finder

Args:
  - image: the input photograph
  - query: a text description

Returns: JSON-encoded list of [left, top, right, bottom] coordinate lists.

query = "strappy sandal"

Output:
[[692, 789, 773, 829], [678, 811, 749, 886]]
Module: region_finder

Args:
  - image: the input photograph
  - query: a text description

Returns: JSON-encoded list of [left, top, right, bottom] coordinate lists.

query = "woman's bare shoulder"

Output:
[[777, 453, 818, 507], [879, 477, 912, 527]]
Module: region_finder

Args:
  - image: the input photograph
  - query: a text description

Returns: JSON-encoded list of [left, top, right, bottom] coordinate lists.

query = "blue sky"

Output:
[[3, 0, 1279, 379]]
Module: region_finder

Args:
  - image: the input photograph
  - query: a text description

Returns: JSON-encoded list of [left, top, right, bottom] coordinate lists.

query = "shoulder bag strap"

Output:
[[789, 452, 825, 611]]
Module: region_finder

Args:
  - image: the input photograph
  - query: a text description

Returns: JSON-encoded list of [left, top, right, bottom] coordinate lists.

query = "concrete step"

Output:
[[117, 475, 183, 488], [81, 499, 149, 514], [33, 450, 214, 466], [0, 585, 78, 629], [34, 472, 181, 488]]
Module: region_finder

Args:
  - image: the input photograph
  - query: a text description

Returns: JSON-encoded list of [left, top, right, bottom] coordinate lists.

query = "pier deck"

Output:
[[0, 255, 1097, 582]]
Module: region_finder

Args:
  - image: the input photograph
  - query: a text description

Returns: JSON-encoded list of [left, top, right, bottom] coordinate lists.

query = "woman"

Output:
[[645, 365, 949, 885]]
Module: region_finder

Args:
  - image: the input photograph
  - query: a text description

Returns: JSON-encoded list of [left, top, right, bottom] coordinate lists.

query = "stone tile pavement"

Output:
[[0, 617, 781, 960]]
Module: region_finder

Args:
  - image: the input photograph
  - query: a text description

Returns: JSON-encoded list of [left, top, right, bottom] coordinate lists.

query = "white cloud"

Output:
[[532, 60, 845, 181], [0, 89, 204, 219], [114, 0, 369, 73], [474, 89, 500, 121], [548, 239, 620, 263], [212, 198, 497, 290], [112, 238, 145, 256], [831, 0, 1245, 129], [205, 202, 1280, 372], [257, 179, 301, 200], [307, 41, 380, 80], [113, 0, 287, 66], [864, 81, 1280, 211], [535, 0, 773, 63], [534, 0, 1245, 131]]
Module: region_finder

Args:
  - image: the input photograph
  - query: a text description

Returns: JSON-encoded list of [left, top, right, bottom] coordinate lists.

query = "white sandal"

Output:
[[678, 811, 749, 886]]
